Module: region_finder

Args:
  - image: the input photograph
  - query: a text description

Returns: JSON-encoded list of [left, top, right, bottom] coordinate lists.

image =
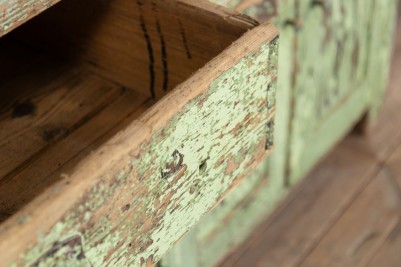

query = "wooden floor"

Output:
[[218, 13, 401, 267]]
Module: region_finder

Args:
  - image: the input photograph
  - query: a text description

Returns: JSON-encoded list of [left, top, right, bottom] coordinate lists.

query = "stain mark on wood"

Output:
[[178, 19, 192, 59], [42, 127, 69, 142], [12, 100, 36, 118], [31, 234, 91, 267]]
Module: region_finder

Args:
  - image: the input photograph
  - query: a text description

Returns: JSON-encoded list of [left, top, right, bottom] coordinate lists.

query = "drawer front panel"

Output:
[[0, 24, 278, 266]]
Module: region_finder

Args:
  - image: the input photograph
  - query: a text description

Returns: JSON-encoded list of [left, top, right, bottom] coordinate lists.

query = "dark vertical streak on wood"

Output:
[[155, 19, 169, 91], [137, 0, 156, 98], [178, 19, 192, 59]]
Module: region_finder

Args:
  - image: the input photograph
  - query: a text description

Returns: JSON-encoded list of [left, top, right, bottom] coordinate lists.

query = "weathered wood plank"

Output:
[[365, 220, 401, 267], [0, 68, 151, 221], [219, 138, 381, 267], [0, 0, 61, 37], [0, 23, 278, 266], [299, 169, 401, 267], [0, 66, 121, 181], [364, 142, 401, 267]]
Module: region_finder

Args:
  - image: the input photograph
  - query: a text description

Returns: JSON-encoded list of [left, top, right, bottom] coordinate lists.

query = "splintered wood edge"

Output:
[[177, 0, 259, 29], [0, 0, 62, 37], [0, 22, 278, 265]]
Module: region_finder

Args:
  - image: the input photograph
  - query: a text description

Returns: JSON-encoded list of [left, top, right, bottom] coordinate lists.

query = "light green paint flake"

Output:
[[13, 38, 278, 267]]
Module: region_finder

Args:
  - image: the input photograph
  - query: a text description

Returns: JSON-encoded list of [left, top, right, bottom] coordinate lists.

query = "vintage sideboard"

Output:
[[161, 0, 399, 266], [0, 0, 398, 266]]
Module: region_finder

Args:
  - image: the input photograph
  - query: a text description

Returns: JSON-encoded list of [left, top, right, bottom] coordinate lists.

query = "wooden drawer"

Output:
[[0, 0, 278, 266]]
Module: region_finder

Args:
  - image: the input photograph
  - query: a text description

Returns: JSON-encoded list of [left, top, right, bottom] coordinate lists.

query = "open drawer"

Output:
[[0, 0, 278, 265]]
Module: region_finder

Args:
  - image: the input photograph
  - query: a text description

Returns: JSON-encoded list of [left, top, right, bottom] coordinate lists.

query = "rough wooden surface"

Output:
[[365, 146, 401, 267], [299, 170, 401, 267], [0, 48, 152, 220], [0, 17, 278, 266], [218, 15, 401, 266], [10, 0, 257, 99]]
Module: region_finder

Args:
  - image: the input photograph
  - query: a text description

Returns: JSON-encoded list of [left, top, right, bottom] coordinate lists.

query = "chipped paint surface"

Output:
[[3, 35, 277, 267], [283, 0, 398, 184], [208, 0, 397, 185], [0, 0, 61, 36], [162, 0, 398, 266]]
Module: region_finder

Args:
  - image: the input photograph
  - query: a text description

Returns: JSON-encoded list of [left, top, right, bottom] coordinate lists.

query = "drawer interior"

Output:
[[0, 0, 257, 222]]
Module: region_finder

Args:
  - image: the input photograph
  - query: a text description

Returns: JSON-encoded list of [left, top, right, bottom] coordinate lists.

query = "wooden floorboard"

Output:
[[218, 12, 401, 267], [299, 166, 401, 267], [365, 219, 401, 267], [364, 144, 401, 267], [220, 142, 382, 267]]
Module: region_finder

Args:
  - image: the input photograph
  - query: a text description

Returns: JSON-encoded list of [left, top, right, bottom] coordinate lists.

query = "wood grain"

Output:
[[299, 169, 401, 267], [11, 0, 258, 99], [365, 221, 401, 267], [362, 143, 401, 267], [220, 139, 382, 267], [0, 67, 150, 221], [0, 64, 120, 181], [0, 19, 278, 267]]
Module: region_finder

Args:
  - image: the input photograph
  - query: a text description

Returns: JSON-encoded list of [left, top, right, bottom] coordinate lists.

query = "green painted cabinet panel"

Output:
[[161, 0, 398, 266]]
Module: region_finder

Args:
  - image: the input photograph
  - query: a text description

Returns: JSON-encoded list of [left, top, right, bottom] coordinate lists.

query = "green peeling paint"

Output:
[[161, 0, 398, 266], [8, 37, 278, 267]]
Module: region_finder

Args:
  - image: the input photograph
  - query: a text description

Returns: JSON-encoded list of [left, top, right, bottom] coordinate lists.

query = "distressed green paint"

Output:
[[161, 23, 289, 267], [161, 0, 398, 266], [287, 0, 374, 183], [5, 37, 278, 267]]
